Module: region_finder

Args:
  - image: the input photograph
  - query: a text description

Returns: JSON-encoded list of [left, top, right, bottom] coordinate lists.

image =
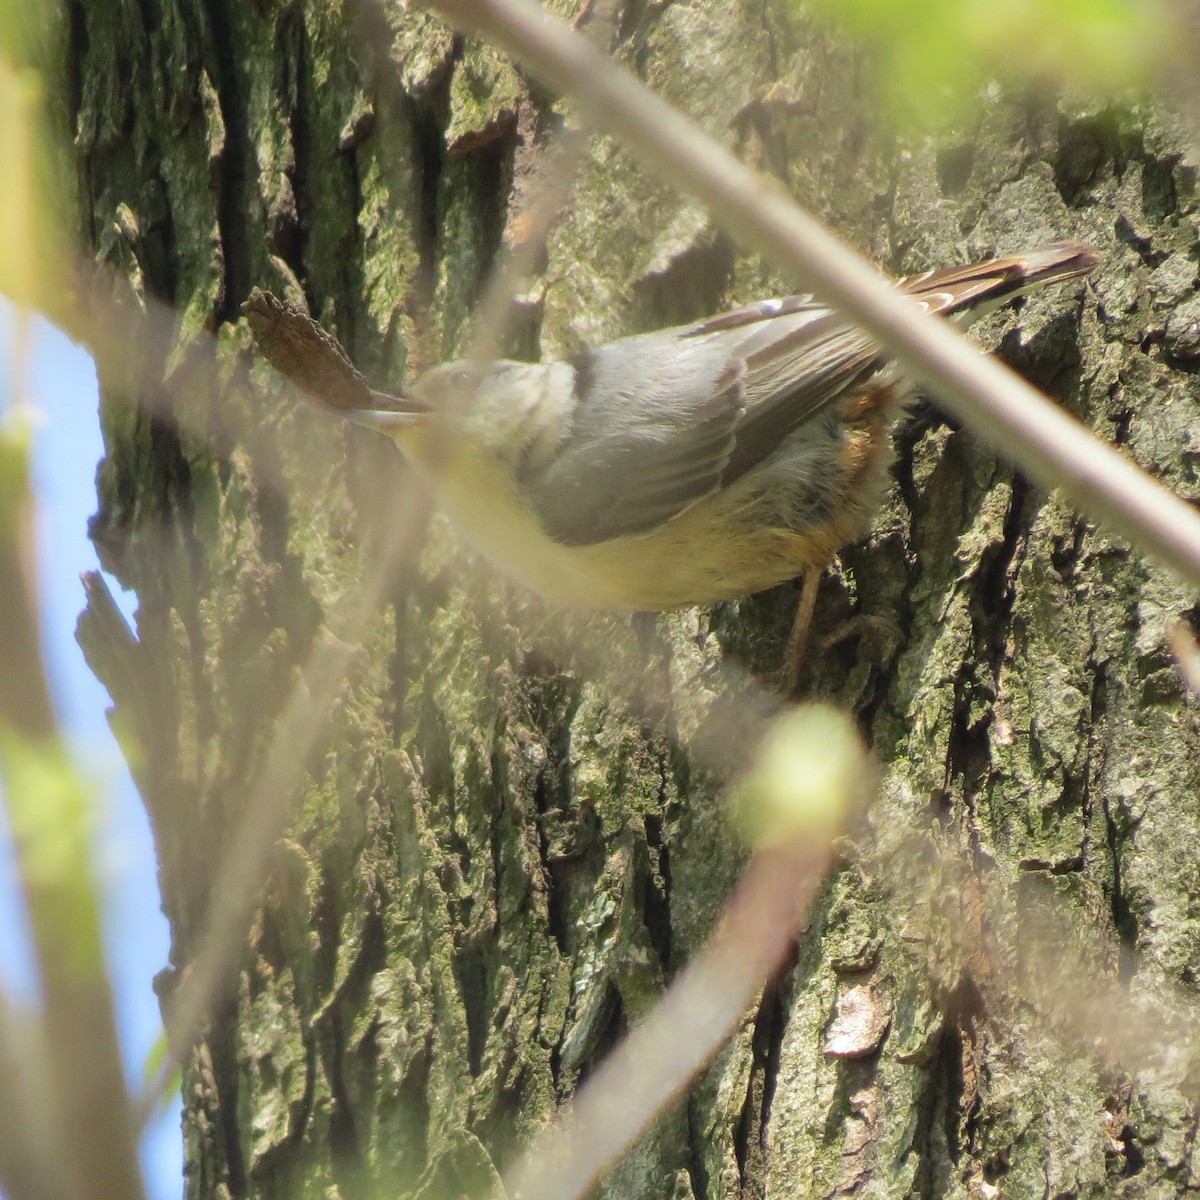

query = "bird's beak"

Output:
[[341, 389, 430, 432]]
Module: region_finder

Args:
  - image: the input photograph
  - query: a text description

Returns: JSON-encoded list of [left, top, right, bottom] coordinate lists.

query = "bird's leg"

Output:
[[814, 614, 903, 658], [781, 563, 824, 693]]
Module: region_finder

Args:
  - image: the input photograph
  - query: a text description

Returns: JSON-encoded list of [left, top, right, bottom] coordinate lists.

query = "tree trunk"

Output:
[[66, 1, 1200, 1196]]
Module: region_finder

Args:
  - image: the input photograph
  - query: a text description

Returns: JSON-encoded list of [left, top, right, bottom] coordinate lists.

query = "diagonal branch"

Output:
[[502, 841, 832, 1200], [422, 0, 1200, 592]]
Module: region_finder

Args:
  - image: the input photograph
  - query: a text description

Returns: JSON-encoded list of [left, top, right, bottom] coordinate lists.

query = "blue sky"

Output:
[[0, 307, 181, 1200]]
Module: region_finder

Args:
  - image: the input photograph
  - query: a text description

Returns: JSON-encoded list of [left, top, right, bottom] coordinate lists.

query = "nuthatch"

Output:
[[344, 244, 1096, 608], [246, 242, 1097, 674]]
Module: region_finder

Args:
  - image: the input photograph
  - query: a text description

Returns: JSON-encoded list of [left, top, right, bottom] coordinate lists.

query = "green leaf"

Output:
[[801, 0, 1170, 125]]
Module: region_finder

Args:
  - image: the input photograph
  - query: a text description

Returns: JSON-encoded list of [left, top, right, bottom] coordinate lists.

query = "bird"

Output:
[[246, 241, 1098, 679]]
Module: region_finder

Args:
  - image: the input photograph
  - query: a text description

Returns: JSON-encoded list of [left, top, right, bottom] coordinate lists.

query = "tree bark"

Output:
[[66, 1, 1200, 1196]]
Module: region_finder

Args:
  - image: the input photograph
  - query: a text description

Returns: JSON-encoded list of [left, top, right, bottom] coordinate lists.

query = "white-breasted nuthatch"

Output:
[[334, 242, 1097, 614]]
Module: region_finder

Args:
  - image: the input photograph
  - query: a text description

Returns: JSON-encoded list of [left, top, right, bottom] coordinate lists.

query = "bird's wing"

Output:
[[521, 242, 1097, 547], [521, 299, 884, 546]]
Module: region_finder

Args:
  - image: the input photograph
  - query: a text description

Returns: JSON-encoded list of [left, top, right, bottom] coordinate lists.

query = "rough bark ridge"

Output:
[[66, 0, 1200, 1196]]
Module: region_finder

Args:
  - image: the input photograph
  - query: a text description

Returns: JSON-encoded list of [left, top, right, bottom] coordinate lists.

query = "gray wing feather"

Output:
[[523, 302, 882, 547]]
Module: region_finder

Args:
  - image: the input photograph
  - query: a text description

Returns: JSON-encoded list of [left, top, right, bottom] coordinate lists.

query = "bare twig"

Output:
[[0, 995, 69, 1200], [503, 837, 836, 1200], [49, 254, 439, 1122], [466, 125, 589, 366], [0, 409, 145, 1200], [421, 0, 1200, 592], [138, 481, 432, 1115], [496, 705, 867, 1199]]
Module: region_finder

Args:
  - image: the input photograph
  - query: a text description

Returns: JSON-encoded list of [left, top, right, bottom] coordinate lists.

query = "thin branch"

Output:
[[0, 996, 69, 1200], [57, 256, 435, 1119], [466, 126, 589, 366], [139, 481, 432, 1115], [422, 0, 1200, 592], [0, 411, 145, 1200], [503, 838, 836, 1200]]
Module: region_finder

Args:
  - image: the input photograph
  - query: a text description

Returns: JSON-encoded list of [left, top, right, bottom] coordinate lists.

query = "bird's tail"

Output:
[[900, 241, 1100, 322]]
